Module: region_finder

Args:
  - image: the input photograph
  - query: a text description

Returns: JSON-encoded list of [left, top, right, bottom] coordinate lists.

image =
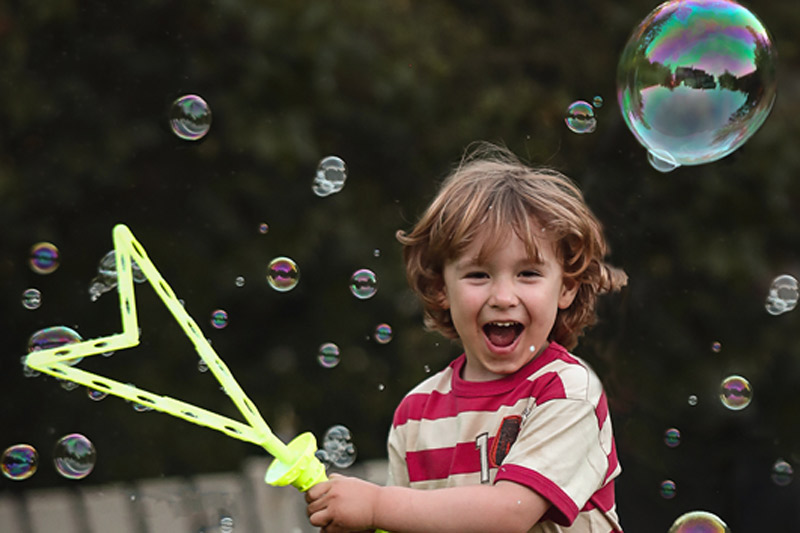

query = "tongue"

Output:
[[485, 325, 517, 347]]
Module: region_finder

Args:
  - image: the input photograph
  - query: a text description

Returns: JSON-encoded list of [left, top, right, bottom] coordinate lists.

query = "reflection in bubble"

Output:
[[28, 326, 84, 366], [664, 427, 681, 448], [617, 0, 777, 168], [647, 149, 680, 173], [30, 242, 60, 274], [349, 269, 378, 300], [1, 444, 38, 481], [22, 288, 42, 310], [765, 274, 799, 315], [87, 388, 108, 401], [564, 100, 597, 134], [668, 510, 731, 533], [169, 94, 212, 141], [719, 374, 752, 411], [53, 433, 96, 480], [317, 343, 341, 369], [322, 425, 357, 469], [266, 257, 300, 292]]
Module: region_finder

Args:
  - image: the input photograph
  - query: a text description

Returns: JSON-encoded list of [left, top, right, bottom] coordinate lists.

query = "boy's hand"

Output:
[[305, 473, 380, 533]]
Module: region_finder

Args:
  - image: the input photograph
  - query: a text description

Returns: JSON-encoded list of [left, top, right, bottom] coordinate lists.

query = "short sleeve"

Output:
[[494, 397, 608, 526]]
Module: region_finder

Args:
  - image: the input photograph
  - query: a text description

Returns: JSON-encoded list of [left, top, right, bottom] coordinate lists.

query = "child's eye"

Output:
[[465, 271, 489, 279], [520, 270, 541, 278]]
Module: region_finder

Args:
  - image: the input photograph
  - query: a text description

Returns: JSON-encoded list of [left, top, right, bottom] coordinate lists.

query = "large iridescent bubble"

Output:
[[617, 0, 777, 170]]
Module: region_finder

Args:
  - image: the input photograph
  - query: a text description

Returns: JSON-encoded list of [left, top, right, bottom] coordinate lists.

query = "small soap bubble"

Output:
[[53, 433, 96, 480], [647, 149, 680, 173], [564, 100, 597, 134], [349, 269, 378, 299], [664, 427, 681, 448], [377, 383, 385, 391], [169, 94, 212, 141], [219, 516, 234, 533], [267, 257, 300, 292], [20, 355, 40, 378], [771, 459, 794, 486], [617, 0, 777, 168], [2, 444, 39, 480], [322, 425, 357, 469], [30, 242, 60, 274], [660, 479, 677, 499], [28, 326, 84, 366], [424, 364, 431, 373], [198, 359, 209, 373], [688, 394, 698, 406], [258, 223, 269, 234], [765, 274, 799, 315], [87, 388, 108, 401], [312, 156, 348, 197], [132, 402, 152, 413], [22, 288, 42, 310], [235, 276, 245, 288], [60, 379, 79, 392], [373, 249, 381, 258], [98, 250, 146, 283], [374, 323, 393, 344], [667, 510, 731, 533], [317, 343, 341, 369], [711, 341, 722, 353], [719, 374, 752, 410], [592, 95, 604, 108], [315, 449, 332, 470], [210, 309, 229, 329]]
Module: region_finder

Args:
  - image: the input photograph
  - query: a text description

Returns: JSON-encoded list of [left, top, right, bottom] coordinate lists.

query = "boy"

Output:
[[306, 143, 628, 532]]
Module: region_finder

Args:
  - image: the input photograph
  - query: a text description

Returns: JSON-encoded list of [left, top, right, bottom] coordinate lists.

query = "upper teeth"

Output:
[[491, 322, 515, 327]]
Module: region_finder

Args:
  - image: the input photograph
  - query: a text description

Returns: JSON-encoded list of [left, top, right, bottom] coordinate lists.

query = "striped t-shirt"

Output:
[[386, 342, 622, 532]]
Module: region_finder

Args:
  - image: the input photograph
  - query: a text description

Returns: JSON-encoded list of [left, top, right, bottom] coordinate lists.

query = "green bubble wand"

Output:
[[25, 224, 349, 496]]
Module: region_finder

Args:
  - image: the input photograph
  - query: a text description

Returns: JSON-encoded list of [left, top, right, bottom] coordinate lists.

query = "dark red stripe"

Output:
[[580, 480, 615, 513], [595, 390, 608, 427], [406, 440, 490, 482]]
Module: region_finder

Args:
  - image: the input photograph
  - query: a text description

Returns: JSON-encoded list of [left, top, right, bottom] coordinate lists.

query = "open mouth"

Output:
[[482, 321, 523, 348]]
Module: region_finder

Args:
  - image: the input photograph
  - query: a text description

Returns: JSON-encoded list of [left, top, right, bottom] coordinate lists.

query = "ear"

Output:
[[558, 278, 579, 309], [436, 284, 450, 310]]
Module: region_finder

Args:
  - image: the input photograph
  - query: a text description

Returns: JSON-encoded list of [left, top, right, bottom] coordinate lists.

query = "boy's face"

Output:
[[439, 230, 578, 382]]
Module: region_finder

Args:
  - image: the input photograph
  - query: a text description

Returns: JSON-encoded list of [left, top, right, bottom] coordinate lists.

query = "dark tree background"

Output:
[[2, 1, 800, 531]]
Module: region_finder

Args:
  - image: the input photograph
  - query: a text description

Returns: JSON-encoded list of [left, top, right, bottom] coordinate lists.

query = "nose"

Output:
[[488, 278, 518, 309]]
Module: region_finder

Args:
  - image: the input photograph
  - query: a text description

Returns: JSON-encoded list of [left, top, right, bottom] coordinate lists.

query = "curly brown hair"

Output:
[[396, 143, 627, 350]]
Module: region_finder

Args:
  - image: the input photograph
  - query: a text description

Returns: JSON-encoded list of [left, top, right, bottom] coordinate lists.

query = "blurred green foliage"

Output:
[[2, 1, 800, 530]]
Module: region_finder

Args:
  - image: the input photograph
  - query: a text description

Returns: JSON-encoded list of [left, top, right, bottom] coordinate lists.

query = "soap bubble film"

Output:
[[21, 288, 42, 310], [210, 309, 229, 329], [266, 256, 300, 292], [719, 374, 752, 410], [29, 242, 60, 274], [660, 479, 677, 499], [349, 268, 378, 299], [373, 323, 393, 344], [765, 274, 799, 315], [564, 100, 597, 134], [617, 0, 777, 167], [664, 427, 681, 448], [771, 459, 794, 486], [668, 510, 731, 533], [1, 444, 39, 481], [169, 94, 212, 141], [28, 326, 84, 366], [312, 155, 348, 197], [317, 342, 341, 369], [53, 433, 96, 480]]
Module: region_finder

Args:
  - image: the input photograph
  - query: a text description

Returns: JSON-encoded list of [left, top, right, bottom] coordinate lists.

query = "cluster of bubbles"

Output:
[[617, 0, 777, 172], [668, 510, 730, 533], [312, 156, 348, 197], [765, 274, 799, 315], [317, 343, 341, 369], [266, 256, 300, 292], [21, 288, 42, 310], [349, 269, 378, 300], [374, 323, 393, 344], [169, 94, 212, 141], [89, 250, 147, 302], [29, 242, 60, 274], [210, 309, 229, 329], [315, 425, 357, 469], [2, 434, 96, 481], [719, 374, 753, 411], [564, 97, 603, 134]]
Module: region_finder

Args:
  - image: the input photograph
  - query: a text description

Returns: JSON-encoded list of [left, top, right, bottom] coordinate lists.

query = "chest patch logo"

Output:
[[490, 415, 522, 467]]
